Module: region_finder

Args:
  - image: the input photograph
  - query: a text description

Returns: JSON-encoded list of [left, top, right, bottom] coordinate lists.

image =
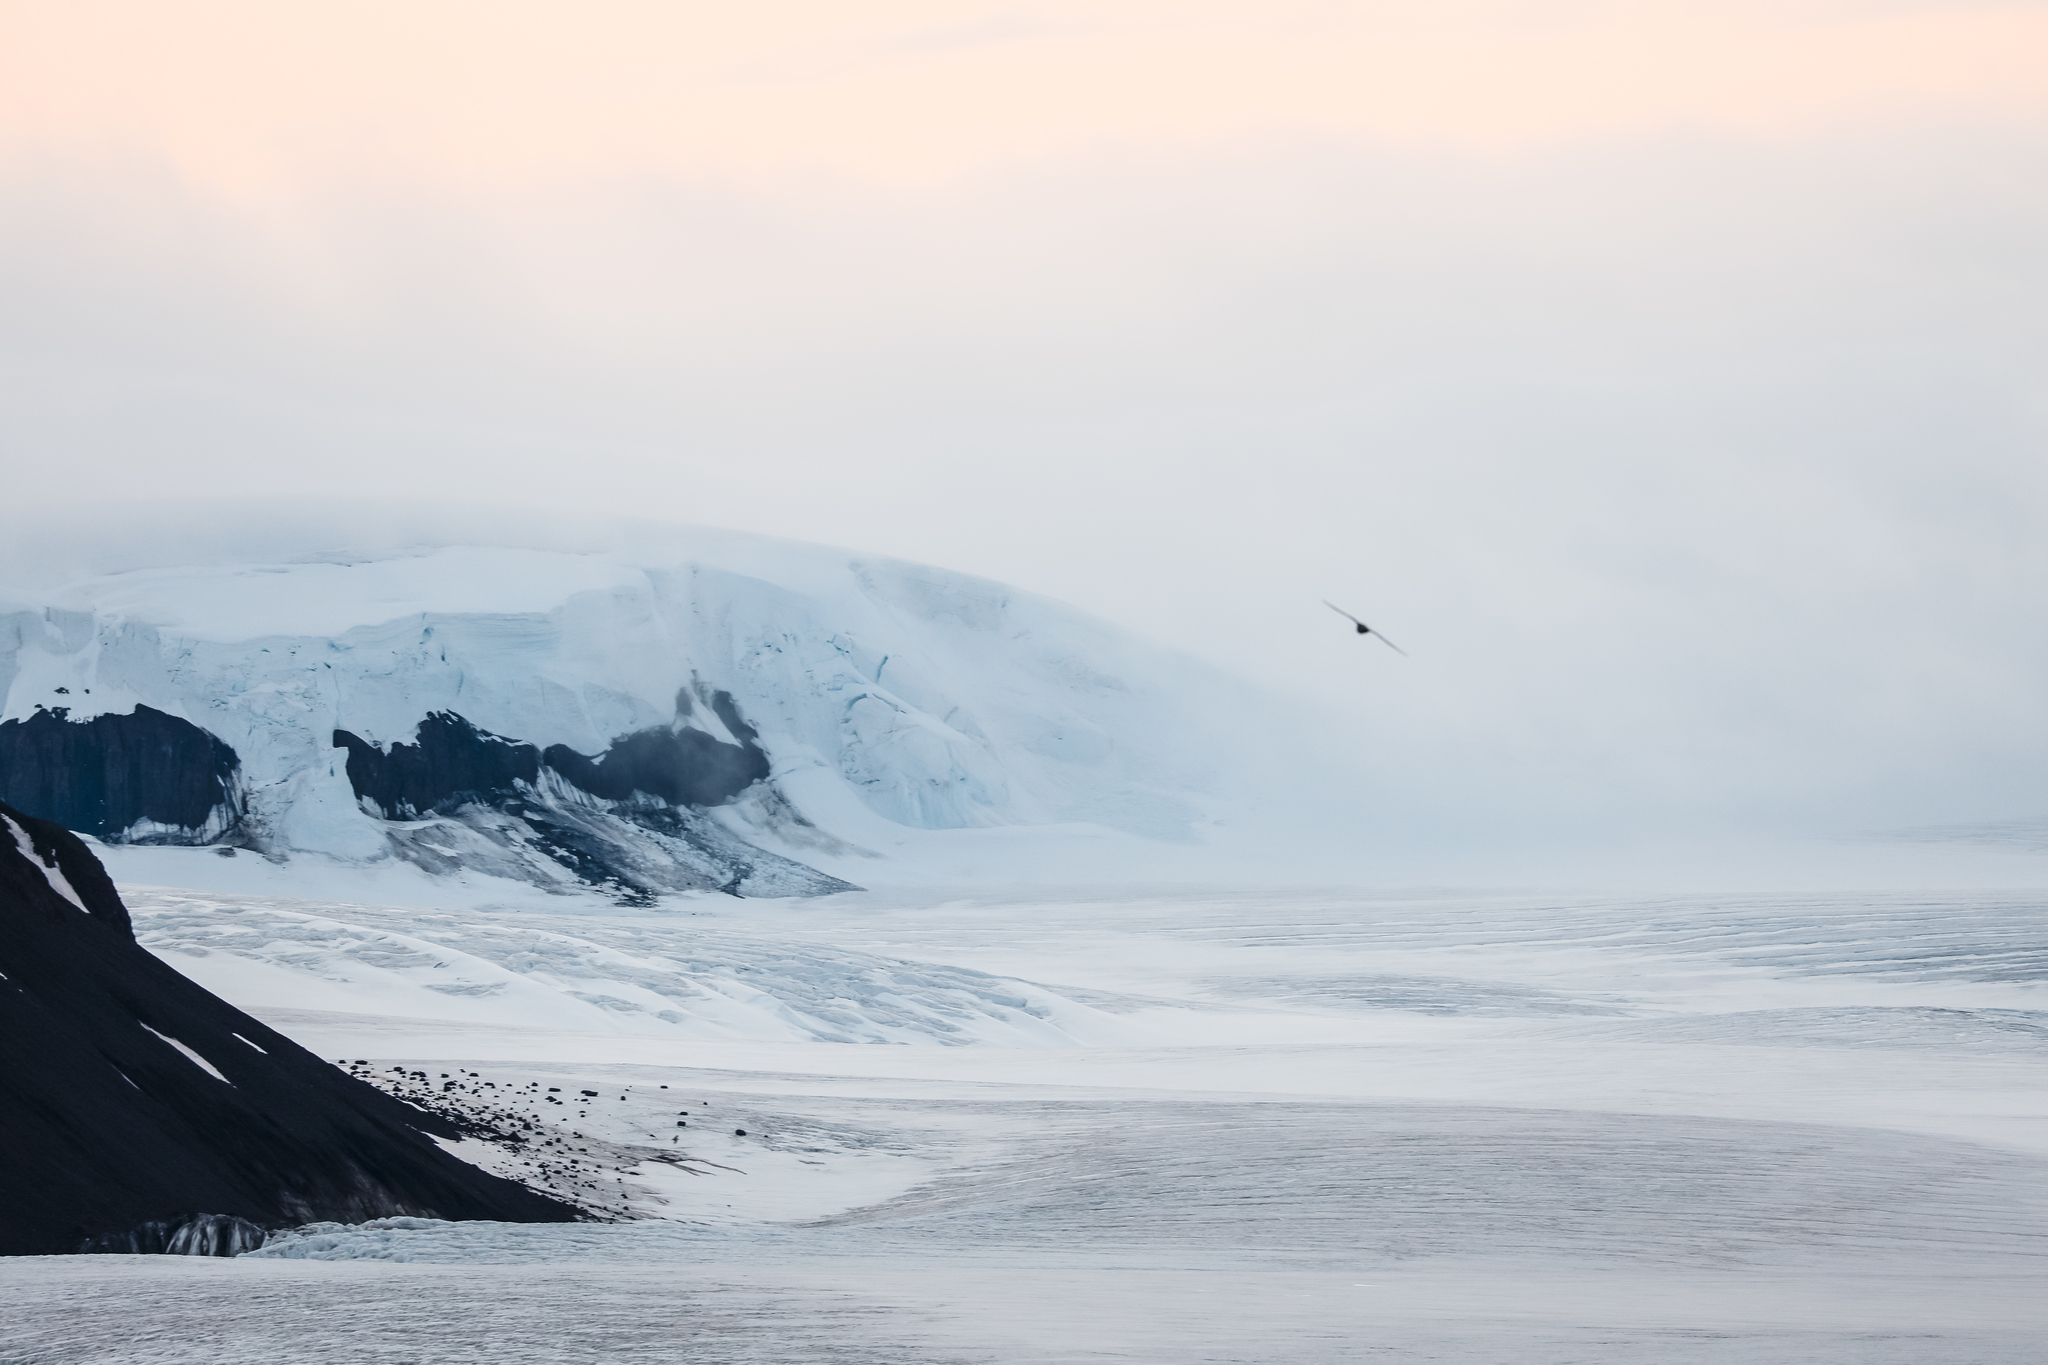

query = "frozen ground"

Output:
[[7, 876, 2048, 1362]]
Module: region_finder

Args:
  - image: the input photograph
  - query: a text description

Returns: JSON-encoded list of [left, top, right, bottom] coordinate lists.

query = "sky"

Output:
[[2, 1, 2045, 852]]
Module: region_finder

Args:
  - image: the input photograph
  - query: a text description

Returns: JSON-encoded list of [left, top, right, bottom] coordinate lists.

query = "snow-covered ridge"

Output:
[[0, 511, 1246, 894]]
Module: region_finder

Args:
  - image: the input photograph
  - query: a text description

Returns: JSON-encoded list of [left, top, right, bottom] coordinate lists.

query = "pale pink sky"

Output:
[[5, 1, 2046, 195]]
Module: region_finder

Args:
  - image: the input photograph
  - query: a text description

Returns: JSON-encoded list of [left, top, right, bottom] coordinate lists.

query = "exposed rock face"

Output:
[[0, 800, 579, 1256], [0, 705, 241, 844], [0, 692, 846, 900], [552, 687, 773, 806], [335, 690, 771, 819], [330, 696, 850, 901], [333, 711, 540, 819], [542, 718, 769, 809]]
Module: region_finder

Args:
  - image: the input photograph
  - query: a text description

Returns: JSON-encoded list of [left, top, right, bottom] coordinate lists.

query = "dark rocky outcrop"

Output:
[[0, 705, 241, 843], [541, 724, 769, 809], [333, 712, 540, 819], [335, 692, 771, 820], [328, 692, 850, 899], [617, 688, 774, 805], [0, 800, 579, 1256]]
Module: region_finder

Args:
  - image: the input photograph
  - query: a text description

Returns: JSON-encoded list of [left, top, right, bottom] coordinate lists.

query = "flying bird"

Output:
[[1323, 601, 1407, 655]]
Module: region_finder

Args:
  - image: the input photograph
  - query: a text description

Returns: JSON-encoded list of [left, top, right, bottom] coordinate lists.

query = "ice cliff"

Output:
[[0, 515, 1236, 897]]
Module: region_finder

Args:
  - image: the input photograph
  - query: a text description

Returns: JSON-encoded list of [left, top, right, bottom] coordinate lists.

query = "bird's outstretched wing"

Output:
[[1323, 601, 1407, 656]]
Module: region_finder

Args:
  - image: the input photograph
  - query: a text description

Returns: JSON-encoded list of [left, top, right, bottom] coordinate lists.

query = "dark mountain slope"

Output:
[[0, 800, 578, 1256]]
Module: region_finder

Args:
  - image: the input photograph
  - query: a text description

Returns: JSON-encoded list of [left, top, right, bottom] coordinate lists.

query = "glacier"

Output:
[[9, 880, 2048, 1361], [0, 514, 1248, 898], [8, 508, 2044, 1361]]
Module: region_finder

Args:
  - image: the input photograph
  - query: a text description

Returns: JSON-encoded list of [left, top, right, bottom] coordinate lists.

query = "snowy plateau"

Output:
[[0, 516, 1254, 899], [3, 513, 2047, 1364]]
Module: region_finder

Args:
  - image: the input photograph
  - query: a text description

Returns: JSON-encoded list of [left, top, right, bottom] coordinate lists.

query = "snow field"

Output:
[[128, 887, 1139, 1047], [5, 879, 2048, 1362], [8, 1256, 2048, 1365]]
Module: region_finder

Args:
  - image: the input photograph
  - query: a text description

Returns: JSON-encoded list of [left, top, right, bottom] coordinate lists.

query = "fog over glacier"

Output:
[[5, 117, 2047, 863], [3, 6, 2046, 1361]]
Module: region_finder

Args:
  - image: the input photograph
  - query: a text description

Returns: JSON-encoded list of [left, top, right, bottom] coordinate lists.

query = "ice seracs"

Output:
[[0, 516, 1244, 897]]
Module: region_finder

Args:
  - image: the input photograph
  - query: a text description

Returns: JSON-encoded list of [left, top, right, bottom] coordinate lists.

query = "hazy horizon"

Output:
[[4, 2, 2044, 860]]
